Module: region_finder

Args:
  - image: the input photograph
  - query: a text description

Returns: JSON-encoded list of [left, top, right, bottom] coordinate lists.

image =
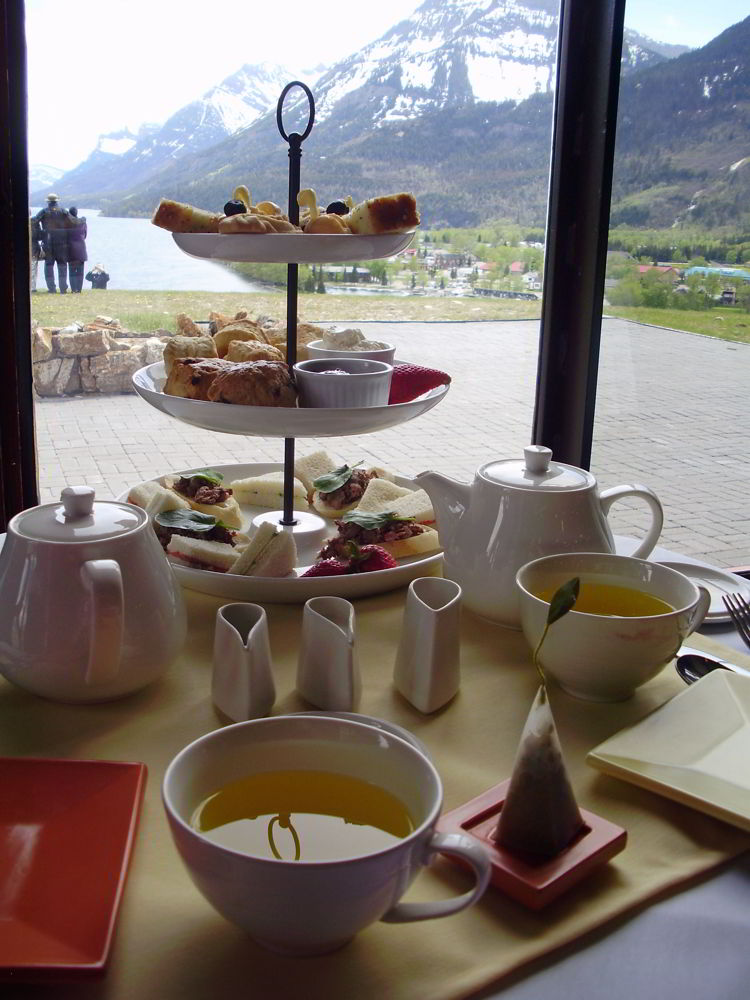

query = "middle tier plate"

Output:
[[132, 362, 449, 437]]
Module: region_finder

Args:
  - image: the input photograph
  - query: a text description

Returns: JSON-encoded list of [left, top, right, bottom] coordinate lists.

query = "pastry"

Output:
[[176, 313, 204, 336], [163, 357, 234, 400], [206, 360, 297, 407], [343, 193, 419, 234], [163, 335, 217, 375], [151, 198, 223, 233], [304, 214, 350, 234], [213, 320, 266, 358], [218, 213, 272, 234], [225, 340, 285, 364]]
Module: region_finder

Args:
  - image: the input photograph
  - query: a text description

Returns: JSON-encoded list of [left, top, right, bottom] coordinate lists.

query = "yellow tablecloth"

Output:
[[4, 587, 749, 999]]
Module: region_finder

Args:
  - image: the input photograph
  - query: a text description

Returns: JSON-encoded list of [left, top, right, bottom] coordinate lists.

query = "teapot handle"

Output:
[[599, 484, 664, 559], [80, 559, 124, 685]]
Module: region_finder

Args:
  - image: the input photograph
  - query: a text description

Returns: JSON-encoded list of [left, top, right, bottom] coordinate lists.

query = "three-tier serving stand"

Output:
[[132, 83, 449, 601]]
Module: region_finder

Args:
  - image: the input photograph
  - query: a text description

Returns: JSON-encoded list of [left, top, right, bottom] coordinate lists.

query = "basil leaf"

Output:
[[340, 509, 415, 529], [312, 461, 362, 493], [546, 577, 580, 626], [188, 469, 224, 485], [155, 509, 218, 532]]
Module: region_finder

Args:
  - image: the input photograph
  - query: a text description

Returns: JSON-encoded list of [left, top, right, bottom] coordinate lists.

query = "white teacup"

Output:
[[516, 552, 711, 702], [162, 715, 490, 955]]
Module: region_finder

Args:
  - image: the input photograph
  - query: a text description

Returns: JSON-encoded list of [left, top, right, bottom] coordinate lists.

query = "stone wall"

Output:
[[31, 316, 169, 396]]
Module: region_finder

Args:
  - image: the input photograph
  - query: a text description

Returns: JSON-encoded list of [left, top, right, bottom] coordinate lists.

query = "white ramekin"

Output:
[[306, 339, 397, 364], [294, 358, 393, 408]]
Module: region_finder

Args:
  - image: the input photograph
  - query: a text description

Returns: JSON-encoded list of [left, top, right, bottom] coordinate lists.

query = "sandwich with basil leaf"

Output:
[[317, 509, 440, 561], [310, 460, 391, 518], [164, 469, 242, 528]]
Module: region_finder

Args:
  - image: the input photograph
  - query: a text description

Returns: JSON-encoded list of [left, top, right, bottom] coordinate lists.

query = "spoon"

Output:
[[675, 647, 750, 685]]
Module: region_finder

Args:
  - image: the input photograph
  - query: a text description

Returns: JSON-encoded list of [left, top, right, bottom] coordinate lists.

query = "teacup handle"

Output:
[[380, 831, 491, 924], [687, 585, 712, 633], [599, 483, 663, 559]]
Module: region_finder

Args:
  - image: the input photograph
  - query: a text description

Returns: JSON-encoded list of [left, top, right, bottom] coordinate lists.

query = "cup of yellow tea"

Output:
[[162, 715, 490, 955], [516, 552, 710, 701]]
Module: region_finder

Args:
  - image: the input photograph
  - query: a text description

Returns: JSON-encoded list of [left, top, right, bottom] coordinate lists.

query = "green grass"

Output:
[[605, 305, 750, 344], [30, 289, 542, 332]]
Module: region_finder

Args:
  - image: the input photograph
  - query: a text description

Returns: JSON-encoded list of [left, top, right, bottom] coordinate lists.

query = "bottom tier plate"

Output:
[[122, 462, 443, 603]]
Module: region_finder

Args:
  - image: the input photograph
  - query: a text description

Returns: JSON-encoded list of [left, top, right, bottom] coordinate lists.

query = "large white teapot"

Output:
[[0, 486, 187, 702], [414, 446, 663, 628]]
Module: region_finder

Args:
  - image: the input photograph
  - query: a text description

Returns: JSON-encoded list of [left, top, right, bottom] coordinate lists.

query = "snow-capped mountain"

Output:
[[28, 163, 64, 195], [33, 62, 318, 206], [100, 0, 690, 224]]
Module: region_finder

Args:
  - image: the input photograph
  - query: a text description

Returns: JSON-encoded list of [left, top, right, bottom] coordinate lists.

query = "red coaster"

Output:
[[438, 779, 626, 910]]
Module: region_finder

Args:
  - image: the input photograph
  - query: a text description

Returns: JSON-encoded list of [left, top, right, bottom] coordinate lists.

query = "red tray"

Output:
[[438, 779, 626, 909]]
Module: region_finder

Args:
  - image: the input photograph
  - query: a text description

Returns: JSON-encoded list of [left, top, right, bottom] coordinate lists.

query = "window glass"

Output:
[[590, 1, 750, 568]]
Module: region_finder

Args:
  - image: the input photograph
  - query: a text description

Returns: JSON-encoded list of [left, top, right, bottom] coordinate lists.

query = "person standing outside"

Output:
[[85, 264, 110, 289], [66, 207, 87, 293], [29, 216, 43, 293], [33, 193, 70, 293]]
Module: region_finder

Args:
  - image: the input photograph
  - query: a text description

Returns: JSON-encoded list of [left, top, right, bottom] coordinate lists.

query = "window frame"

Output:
[[0, 0, 626, 528]]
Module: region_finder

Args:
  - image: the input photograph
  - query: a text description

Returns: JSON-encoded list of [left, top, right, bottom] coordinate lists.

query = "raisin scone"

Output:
[[164, 357, 234, 400], [206, 360, 297, 407]]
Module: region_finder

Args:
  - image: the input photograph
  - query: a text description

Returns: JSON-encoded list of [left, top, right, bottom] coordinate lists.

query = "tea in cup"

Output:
[[516, 552, 710, 701], [162, 715, 490, 955]]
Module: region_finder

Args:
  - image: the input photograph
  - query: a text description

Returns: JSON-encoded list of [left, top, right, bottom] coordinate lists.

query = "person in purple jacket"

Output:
[[66, 207, 87, 293]]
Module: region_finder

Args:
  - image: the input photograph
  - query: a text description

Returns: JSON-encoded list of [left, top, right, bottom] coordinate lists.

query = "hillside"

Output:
[[89, 2, 747, 230]]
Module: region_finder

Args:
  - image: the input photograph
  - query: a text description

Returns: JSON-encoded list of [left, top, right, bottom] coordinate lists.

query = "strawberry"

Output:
[[351, 544, 398, 573], [388, 363, 451, 405], [300, 557, 351, 578]]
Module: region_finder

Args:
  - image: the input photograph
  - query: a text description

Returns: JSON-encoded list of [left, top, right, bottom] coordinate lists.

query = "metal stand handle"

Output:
[[276, 82, 315, 526]]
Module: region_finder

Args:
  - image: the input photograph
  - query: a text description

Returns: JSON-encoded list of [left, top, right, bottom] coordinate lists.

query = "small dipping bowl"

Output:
[[294, 358, 393, 408], [306, 339, 397, 364], [516, 552, 711, 702]]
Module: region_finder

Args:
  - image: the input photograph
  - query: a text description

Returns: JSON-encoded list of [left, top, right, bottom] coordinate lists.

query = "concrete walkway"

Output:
[[34, 318, 750, 567]]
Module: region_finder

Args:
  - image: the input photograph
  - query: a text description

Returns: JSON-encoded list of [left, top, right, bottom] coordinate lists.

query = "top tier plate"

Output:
[[172, 231, 415, 264]]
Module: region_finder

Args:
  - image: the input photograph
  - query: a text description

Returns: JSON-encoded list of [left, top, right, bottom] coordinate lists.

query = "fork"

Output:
[[723, 593, 750, 649]]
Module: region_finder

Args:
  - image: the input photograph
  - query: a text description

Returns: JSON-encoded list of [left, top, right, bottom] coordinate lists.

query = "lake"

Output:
[[32, 209, 263, 293]]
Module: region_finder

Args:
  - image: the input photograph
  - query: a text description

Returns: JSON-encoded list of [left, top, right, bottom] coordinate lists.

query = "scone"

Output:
[[176, 313, 203, 336], [213, 319, 267, 358], [163, 335, 217, 375], [225, 340, 285, 363], [206, 360, 297, 407], [164, 357, 234, 400]]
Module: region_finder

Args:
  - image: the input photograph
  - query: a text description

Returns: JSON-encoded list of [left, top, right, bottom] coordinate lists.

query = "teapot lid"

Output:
[[480, 446, 595, 491], [12, 486, 144, 542]]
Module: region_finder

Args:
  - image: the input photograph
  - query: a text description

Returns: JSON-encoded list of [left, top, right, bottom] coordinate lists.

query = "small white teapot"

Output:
[[414, 446, 663, 629], [0, 486, 187, 702]]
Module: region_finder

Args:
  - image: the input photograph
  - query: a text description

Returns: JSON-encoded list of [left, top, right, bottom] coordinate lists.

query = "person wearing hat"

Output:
[[85, 264, 110, 290], [66, 207, 87, 293], [33, 193, 72, 293]]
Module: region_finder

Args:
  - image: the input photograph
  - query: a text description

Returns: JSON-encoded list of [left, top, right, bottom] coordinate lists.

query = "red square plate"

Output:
[[438, 779, 626, 909], [0, 757, 146, 981]]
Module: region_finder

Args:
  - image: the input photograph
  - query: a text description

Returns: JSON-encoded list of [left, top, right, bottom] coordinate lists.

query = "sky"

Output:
[[25, 0, 749, 170]]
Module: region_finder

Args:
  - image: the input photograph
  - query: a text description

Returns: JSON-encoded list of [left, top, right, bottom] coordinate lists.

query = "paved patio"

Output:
[[34, 318, 750, 567]]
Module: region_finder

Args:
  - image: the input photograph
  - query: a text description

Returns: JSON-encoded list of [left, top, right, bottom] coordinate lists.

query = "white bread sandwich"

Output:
[[164, 470, 243, 529], [310, 461, 395, 519], [128, 480, 191, 516], [356, 480, 434, 523], [230, 522, 297, 577], [228, 471, 306, 508], [294, 449, 341, 499], [166, 535, 239, 573], [317, 509, 440, 561]]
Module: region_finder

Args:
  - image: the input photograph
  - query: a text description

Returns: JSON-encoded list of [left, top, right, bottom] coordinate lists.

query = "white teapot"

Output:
[[414, 446, 663, 629], [0, 486, 187, 702]]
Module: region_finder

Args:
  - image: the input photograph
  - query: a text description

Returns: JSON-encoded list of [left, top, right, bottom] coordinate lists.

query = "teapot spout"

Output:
[[413, 470, 472, 545]]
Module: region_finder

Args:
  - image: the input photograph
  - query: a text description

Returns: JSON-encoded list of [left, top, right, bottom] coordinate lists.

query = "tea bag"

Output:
[[493, 685, 584, 859]]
